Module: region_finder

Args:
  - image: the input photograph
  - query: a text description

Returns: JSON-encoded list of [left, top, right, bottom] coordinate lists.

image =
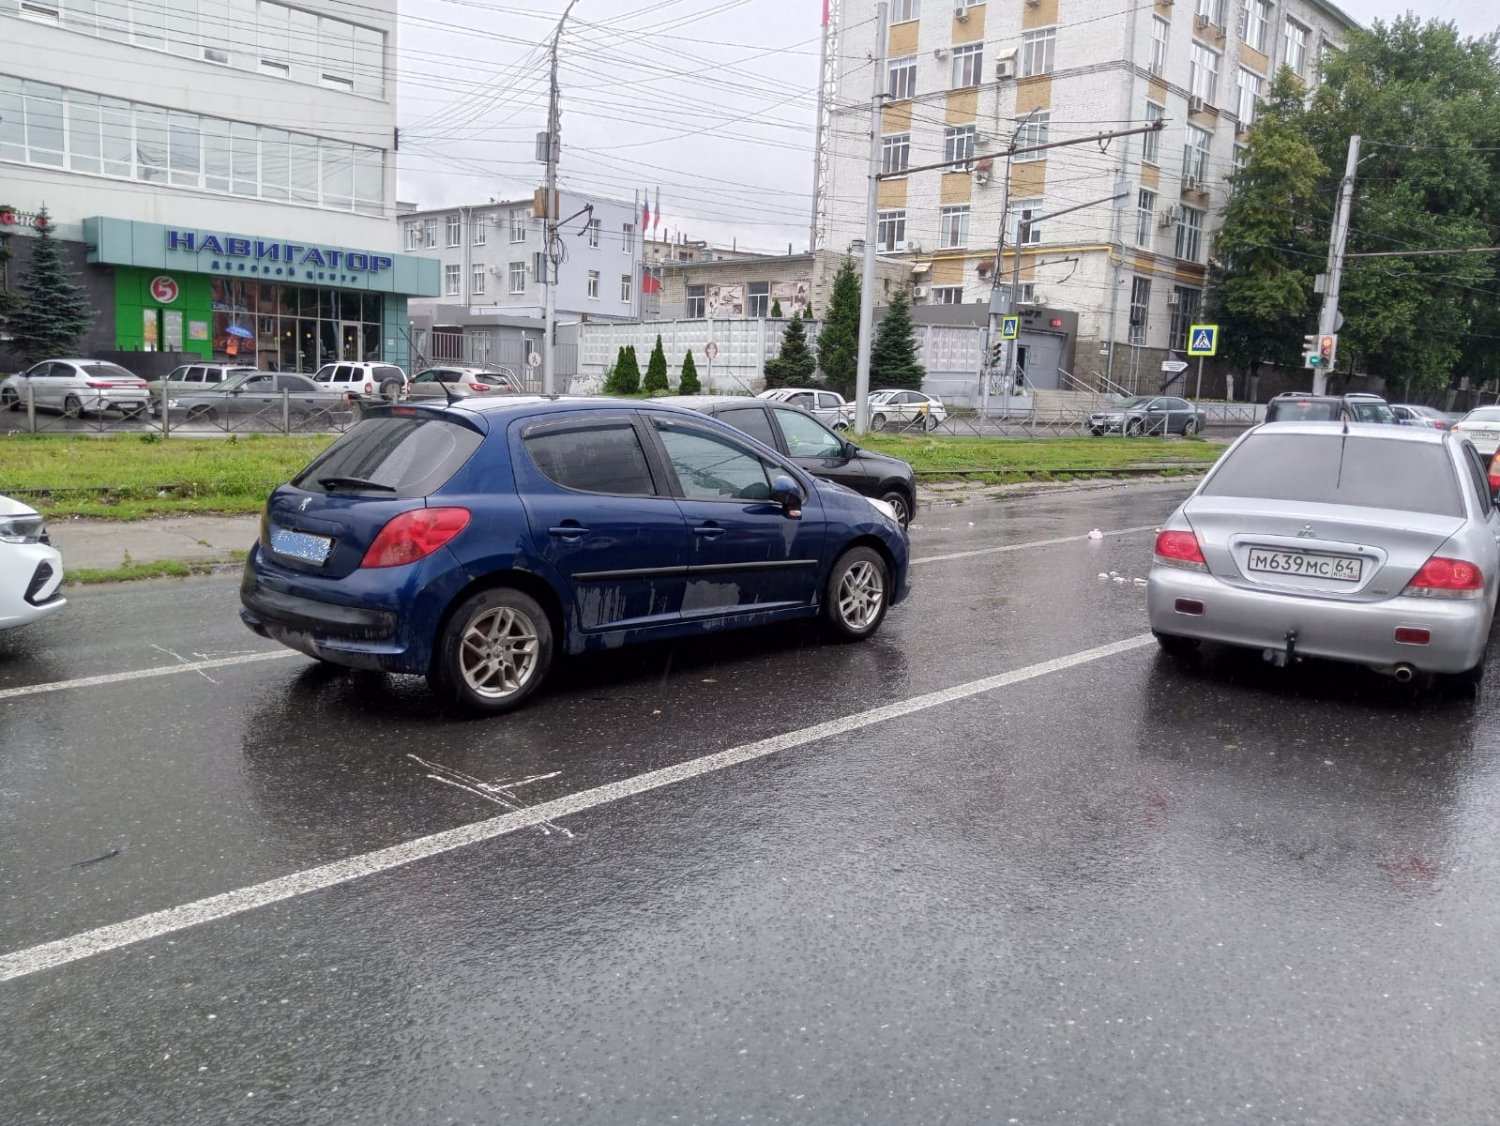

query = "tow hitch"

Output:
[[1264, 628, 1299, 668]]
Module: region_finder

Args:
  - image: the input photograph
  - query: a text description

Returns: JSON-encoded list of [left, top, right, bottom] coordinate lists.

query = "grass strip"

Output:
[[64, 559, 241, 585]]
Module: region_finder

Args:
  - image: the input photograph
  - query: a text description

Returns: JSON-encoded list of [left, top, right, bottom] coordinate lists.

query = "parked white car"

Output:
[[313, 361, 409, 403], [757, 387, 850, 429], [1, 359, 150, 417], [864, 389, 947, 431], [0, 494, 64, 632]]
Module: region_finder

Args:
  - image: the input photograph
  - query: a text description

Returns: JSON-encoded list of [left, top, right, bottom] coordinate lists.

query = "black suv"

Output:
[[656, 395, 918, 527], [1264, 392, 1398, 424]]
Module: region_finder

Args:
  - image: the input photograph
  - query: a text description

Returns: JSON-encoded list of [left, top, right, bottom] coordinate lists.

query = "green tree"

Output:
[[603, 343, 641, 394], [1205, 68, 1327, 396], [769, 297, 783, 318], [0, 209, 22, 330], [7, 208, 92, 363], [679, 349, 701, 394], [869, 288, 925, 390], [802, 301, 813, 318], [817, 259, 861, 398], [642, 333, 669, 394], [763, 311, 817, 388]]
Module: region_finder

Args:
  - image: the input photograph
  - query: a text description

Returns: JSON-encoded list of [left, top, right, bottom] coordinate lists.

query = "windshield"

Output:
[[80, 363, 138, 380], [1115, 396, 1151, 409], [1267, 398, 1339, 422]]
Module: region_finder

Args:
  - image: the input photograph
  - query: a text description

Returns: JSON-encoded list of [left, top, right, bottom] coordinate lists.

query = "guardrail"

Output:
[[3, 383, 361, 437]]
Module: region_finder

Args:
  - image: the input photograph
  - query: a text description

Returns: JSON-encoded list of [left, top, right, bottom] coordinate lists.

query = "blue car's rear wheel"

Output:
[[429, 587, 553, 714], [824, 546, 889, 640]]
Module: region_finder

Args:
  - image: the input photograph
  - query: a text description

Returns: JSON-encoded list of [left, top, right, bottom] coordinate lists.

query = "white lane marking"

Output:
[[912, 523, 1160, 565], [0, 633, 1153, 984], [0, 650, 300, 702]]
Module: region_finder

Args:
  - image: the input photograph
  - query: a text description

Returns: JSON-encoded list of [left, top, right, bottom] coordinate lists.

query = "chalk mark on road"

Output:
[[409, 755, 571, 838], [150, 643, 221, 685]]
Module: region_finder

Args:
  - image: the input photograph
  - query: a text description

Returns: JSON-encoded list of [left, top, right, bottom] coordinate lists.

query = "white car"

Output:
[[865, 389, 947, 431], [1451, 406, 1500, 456], [0, 494, 64, 631], [757, 387, 850, 429], [313, 361, 409, 403], [1, 359, 150, 417]]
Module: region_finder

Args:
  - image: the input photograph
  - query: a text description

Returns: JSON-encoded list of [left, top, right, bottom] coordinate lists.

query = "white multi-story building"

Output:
[[0, 0, 436, 372], [824, 0, 1355, 390]]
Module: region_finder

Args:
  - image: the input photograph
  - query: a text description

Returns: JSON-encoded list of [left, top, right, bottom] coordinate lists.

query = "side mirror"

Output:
[[842, 440, 859, 458], [770, 474, 803, 519]]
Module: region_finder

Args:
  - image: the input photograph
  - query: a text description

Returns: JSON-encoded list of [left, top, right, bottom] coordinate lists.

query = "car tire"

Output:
[[428, 587, 553, 715], [1089, 427, 1104, 437], [187, 405, 218, 425], [63, 394, 84, 418], [880, 489, 912, 528], [870, 413, 887, 432], [924, 413, 941, 431], [1438, 660, 1485, 699], [823, 546, 890, 641], [2, 389, 18, 411], [1182, 416, 1199, 436], [1153, 630, 1199, 658], [380, 379, 402, 402], [1126, 418, 1144, 437]]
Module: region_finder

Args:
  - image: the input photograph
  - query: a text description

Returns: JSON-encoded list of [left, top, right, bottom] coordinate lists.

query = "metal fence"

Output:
[[2, 383, 361, 437]]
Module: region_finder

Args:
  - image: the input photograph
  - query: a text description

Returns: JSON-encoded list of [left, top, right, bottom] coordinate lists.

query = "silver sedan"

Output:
[[1148, 422, 1499, 688]]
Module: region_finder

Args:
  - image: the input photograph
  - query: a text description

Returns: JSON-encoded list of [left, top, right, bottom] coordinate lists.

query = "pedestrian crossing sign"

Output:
[[1188, 324, 1219, 356], [1000, 315, 1020, 340]]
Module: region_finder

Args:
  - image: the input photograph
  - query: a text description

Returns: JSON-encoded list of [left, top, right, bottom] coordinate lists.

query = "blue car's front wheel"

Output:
[[824, 546, 890, 641], [429, 586, 554, 714]]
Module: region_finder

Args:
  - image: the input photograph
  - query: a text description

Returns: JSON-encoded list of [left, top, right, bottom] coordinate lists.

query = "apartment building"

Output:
[[399, 192, 643, 324], [0, 0, 437, 372], [824, 0, 1356, 389]]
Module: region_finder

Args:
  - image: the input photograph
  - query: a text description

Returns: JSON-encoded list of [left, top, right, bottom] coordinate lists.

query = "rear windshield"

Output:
[[80, 363, 138, 379], [1203, 433, 1463, 517], [1464, 408, 1500, 423], [1346, 399, 1396, 423], [1267, 398, 1339, 422], [292, 415, 483, 497]]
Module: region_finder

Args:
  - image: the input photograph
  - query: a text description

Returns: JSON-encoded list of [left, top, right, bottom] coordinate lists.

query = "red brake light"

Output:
[[467, 382, 491, 392], [1405, 556, 1484, 598], [1488, 453, 1500, 492], [361, 507, 471, 569], [1154, 529, 1206, 567]]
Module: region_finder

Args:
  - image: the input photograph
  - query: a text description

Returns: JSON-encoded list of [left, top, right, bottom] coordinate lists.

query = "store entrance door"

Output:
[[341, 322, 363, 362]]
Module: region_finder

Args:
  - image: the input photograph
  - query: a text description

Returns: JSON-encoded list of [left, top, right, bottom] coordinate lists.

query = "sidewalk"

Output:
[[49, 515, 259, 571]]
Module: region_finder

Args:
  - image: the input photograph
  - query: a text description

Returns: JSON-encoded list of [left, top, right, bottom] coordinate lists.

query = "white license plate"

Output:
[[1247, 548, 1362, 582], [270, 527, 333, 564]]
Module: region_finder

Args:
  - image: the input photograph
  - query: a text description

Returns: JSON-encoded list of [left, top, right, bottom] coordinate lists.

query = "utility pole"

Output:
[[541, 0, 579, 396], [853, 0, 888, 433], [809, 0, 840, 253], [1315, 133, 1359, 395], [979, 109, 1034, 420]]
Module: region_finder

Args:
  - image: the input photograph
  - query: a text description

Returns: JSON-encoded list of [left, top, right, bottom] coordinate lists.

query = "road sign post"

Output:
[[1186, 324, 1218, 402]]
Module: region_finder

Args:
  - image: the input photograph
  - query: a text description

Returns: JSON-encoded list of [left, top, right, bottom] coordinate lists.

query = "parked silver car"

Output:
[[1, 359, 150, 417], [406, 365, 523, 402], [1089, 394, 1202, 436], [166, 371, 354, 428], [1450, 406, 1500, 456], [757, 387, 850, 429], [147, 363, 259, 398], [1148, 422, 1498, 688]]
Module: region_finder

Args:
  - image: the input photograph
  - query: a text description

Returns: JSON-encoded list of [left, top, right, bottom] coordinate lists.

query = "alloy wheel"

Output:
[[837, 559, 885, 630], [459, 605, 541, 699]]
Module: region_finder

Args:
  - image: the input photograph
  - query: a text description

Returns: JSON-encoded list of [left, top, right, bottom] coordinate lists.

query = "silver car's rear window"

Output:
[[1203, 433, 1463, 517]]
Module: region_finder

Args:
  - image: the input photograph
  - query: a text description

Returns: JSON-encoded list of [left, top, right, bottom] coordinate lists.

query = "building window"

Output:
[[943, 125, 976, 171], [621, 274, 633, 302], [1184, 124, 1212, 183], [422, 218, 438, 247], [952, 43, 984, 89], [1175, 206, 1204, 262], [587, 270, 599, 299], [748, 281, 770, 317], [1241, 0, 1270, 54], [19, 0, 61, 24], [1021, 28, 1056, 77], [930, 286, 964, 305], [888, 55, 917, 100], [1283, 18, 1308, 75], [533, 252, 548, 285], [1135, 189, 1156, 248], [939, 205, 970, 249], [446, 214, 461, 247], [1013, 199, 1042, 245], [1233, 143, 1249, 172], [891, 0, 919, 21], [686, 285, 706, 317], [877, 210, 907, 252], [1015, 113, 1050, 161], [881, 133, 911, 176], [474, 219, 486, 246], [509, 262, 526, 293], [404, 221, 421, 250], [1190, 43, 1220, 105], [444, 264, 460, 297], [1149, 16, 1169, 77], [1236, 68, 1262, 128], [1195, 0, 1225, 26], [1170, 286, 1202, 350], [587, 218, 600, 248], [622, 223, 635, 253], [1143, 102, 1163, 165], [510, 211, 527, 242], [472, 263, 485, 296], [1128, 277, 1152, 345]]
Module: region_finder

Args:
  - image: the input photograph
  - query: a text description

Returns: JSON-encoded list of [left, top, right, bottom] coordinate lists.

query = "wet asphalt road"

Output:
[[4, 482, 1499, 1125]]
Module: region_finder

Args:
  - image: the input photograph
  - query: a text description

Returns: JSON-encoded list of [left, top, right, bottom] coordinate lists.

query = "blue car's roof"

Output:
[[392, 395, 721, 427]]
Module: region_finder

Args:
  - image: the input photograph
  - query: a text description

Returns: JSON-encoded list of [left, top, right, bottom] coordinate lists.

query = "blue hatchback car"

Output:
[[240, 397, 911, 713]]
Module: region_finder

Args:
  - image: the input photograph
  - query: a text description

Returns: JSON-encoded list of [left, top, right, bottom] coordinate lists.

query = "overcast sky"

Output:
[[396, 1, 1500, 254]]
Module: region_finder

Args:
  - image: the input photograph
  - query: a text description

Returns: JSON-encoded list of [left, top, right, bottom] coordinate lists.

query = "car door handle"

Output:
[[549, 524, 590, 540], [692, 523, 726, 539]]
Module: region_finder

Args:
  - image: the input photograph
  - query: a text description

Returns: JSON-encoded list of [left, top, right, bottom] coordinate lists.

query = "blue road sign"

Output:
[[1000, 315, 1020, 340], [1187, 324, 1219, 356]]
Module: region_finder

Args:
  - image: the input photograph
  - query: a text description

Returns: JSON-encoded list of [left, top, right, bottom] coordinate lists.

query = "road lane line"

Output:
[[0, 632, 1154, 984], [0, 650, 300, 702], [912, 523, 1160, 565]]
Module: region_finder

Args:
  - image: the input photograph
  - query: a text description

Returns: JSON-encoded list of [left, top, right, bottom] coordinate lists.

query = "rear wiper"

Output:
[[318, 476, 396, 492]]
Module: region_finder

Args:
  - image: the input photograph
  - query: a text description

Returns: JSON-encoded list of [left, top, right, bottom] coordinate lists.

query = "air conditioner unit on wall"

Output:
[[1181, 176, 1199, 193], [1158, 206, 1180, 228], [902, 239, 924, 252], [933, 46, 949, 59], [913, 285, 930, 299], [1194, 12, 1210, 29], [1188, 94, 1206, 114], [995, 56, 1016, 81], [955, 1, 969, 20]]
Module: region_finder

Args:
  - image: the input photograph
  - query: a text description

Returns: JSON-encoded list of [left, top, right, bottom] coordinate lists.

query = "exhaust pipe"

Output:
[[1393, 664, 1415, 684]]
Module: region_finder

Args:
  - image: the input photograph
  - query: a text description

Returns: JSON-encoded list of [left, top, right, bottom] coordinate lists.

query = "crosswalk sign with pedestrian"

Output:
[[1187, 324, 1219, 356], [1000, 315, 1020, 340]]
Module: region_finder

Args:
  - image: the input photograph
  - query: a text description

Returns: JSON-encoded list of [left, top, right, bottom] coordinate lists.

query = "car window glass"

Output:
[[1268, 399, 1338, 422], [773, 407, 844, 458], [41, 363, 70, 377], [168, 365, 190, 379], [294, 416, 484, 498], [524, 420, 658, 496], [1347, 399, 1396, 423], [1203, 433, 1463, 517], [1464, 408, 1500, 424], [411, 370, 436, 384], [314, 365, 337, 382], [718, 406, 780, 449], [1461, 444, 1492, 516], [654, 422, 772, 501], [81, 363, 136, 379], [816, 393, 837, 409], [786, 393, 813, 408]]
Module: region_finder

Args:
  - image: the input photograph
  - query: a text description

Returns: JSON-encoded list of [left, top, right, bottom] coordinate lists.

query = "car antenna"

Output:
[[441, 377, 461, 406]]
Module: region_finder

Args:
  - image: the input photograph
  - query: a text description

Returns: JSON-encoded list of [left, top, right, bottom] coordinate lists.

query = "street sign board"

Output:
[[1187, 324, 1219, 356], [1161, 360, 1190, 373], [1000, 315, 1020, 340], [705, 341, 719, 360], [526, 351, 541, 369]]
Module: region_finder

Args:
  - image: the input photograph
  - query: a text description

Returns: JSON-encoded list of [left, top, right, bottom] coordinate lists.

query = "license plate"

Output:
[[269, 527, 333, 564], [1247, 547, 1362, 582]]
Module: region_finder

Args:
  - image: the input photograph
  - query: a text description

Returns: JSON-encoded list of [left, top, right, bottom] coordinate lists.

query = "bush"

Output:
[[603, 344, 641, 394], [642, 334, 670, 394]]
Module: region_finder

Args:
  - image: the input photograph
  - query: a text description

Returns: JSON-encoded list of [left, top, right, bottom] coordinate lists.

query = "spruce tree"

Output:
[[603, 343, 641, 395], [642, 333, 670, 394], [870, 288, 925, 391], [817, 260, 860, 398], [679, 350, 701, 394], [763, 313, 816, 389], [9, 209, 92, 362], [769, 297, 783, 318]]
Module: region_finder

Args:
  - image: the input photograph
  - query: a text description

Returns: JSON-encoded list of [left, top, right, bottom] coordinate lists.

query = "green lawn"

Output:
[[1, 431, 1219, 521]]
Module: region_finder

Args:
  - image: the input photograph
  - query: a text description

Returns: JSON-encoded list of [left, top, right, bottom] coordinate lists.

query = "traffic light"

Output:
[[1304, 333, 1338, 369], [989, 340, 1004, 368], [1319, 334, 1336, 368]]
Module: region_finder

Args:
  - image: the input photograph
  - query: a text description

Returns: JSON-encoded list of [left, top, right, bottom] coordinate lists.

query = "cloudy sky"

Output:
[[395, 1, 1500, 254]]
